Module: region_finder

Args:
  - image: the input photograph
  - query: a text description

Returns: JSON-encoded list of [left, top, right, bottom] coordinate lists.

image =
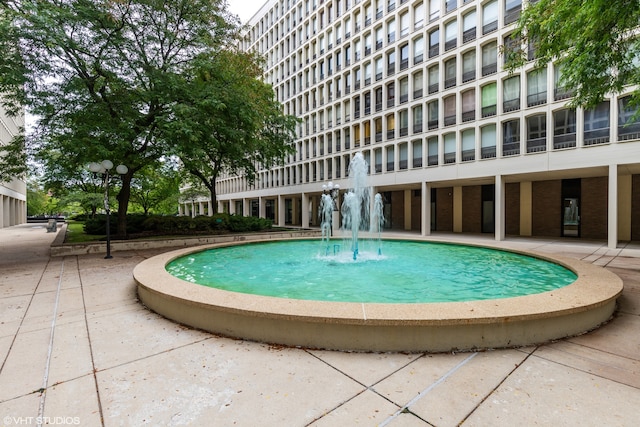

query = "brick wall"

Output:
[[505, 183, 520, 235], [581, 177, 608, 240], [462, 186, 481, 233], [436, 187, 453, 232], [532, 180, 561, 237]]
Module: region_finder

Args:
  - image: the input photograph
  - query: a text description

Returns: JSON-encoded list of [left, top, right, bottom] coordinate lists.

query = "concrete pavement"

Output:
[[0, 223, 639, 426]]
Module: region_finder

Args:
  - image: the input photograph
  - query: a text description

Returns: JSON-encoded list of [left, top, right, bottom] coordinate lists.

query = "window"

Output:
[[374, 148, 383, 172], [400, 12, 409, 37], [387, 50, 396, 75], [461, 129, 475, 161], [502, 119, 520, 156], [414, 2, 425, 29], [527, 68, 547, 106], [503, 75, 520, 112], [618, 95, 640, 141], [412, 140, 423, 167], [414, 36, 424, 64], [444, 57, 456, 88], [445, 20, 457, 51], [399, 77, 409, 103], [375, 86, 383, 111], [428, 100, 439, 129], [461, 89, 475, 122], [446, 0, 458, 13], [444, 133, 456, 164], [483, 0, 498, 34], [527, 114, 547, 153], [387, 81, 395, 107], [463, 10, 477, 43], [413, 105, 423, 133], [375, 26, 384, 49], [553, 108, 577, 149], [482, 41, 497, 76], [554, 64, 573, 101], [504, 0, 522, 25], [375, 117, 383, 142], [375, 56, 383, 80], [400, 43, 409, 70], [482, 83, 497, 117], [386, 145, 395, 171], [481, 124, 497, 158], [364, 62, 372, 85], [428, 136, 439, 165], [444, 95, 456, 126], [387, 18, 396, 43], [462, 49, 476, 82], [503, 33, 521, 66], [583, 101, 610, 145], [428, 65, 439, 94], [429, 28, 440, 58], [399, 110, 409, 136], [399, 143, 408, 169], [413, 71, 424, 99], [429, 0, 440, 21]]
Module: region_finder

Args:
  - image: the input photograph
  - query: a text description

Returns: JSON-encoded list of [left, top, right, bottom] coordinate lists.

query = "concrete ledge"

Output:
[[134, 238, 623, 353], [50, 229, 321, 257]]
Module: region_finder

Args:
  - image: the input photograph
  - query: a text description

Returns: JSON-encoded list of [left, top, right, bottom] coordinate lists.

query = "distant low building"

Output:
[[0, 104, 26, 228]]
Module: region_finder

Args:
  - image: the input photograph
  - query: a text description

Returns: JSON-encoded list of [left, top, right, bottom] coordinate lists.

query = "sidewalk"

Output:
[[0, 224, 638, 426]]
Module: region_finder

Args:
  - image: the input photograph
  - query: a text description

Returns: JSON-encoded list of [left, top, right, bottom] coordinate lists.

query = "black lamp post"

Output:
[[88, 160, 128, 259]]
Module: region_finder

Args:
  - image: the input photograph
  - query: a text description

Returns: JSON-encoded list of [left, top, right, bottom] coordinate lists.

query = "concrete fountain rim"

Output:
[[134, 236, 623, 352]]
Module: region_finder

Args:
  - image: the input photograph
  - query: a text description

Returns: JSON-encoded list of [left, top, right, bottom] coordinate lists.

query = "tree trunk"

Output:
[[210, 185, 217, 214], [116, 172, 132, 237]]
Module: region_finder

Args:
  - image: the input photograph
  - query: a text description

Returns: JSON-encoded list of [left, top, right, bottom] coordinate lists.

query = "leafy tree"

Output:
[[129, 163, 180, 215], [26, 180, 47, 216], [0, 0, 239, 236], [167, 49, 299, 213], [507, 0, 640, 109]]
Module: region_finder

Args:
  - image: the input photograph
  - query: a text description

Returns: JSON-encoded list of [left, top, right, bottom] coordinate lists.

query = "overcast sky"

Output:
[[228, 0, 267, 23]]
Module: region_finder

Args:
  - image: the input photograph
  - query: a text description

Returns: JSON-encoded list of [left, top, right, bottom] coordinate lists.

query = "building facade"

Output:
[[0, 103, 26, 228], [179, 0, 640, 249]]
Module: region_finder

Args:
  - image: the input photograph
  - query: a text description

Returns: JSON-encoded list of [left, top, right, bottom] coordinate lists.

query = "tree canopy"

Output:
[[507, 0, 640, 109], [0, 0, 297, 235], [169, 49, 299, 211]]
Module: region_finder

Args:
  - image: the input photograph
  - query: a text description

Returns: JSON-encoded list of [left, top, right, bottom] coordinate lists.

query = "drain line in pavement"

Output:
[[37, 259, 65, 426], [379, 352, 478, 426]]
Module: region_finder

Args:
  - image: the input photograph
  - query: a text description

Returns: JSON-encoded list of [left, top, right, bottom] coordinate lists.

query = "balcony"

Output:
[[526, 137, 547, 153], [503, 98, 520, 113]]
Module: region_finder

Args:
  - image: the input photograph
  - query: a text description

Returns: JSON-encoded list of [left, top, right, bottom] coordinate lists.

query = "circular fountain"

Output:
[[134, 153, 623, 352]]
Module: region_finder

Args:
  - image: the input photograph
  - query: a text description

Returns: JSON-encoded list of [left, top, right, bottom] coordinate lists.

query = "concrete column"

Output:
[[608, 164, 618, 249], [229, 200, 236, 215], [243, 198, 250, 216], [404, 189, 412, 231], [301, 193, 310, 228], [520, 181, 532, 236], [259, 197, 265, 218], [495, 174, 505, 241], [422, 181, 431, 236], [278, 195, 285, 227]]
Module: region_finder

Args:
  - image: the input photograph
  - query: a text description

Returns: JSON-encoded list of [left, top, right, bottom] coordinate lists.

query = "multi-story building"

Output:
[[0, 103, 26, 228], [179, 0, 640, 249]]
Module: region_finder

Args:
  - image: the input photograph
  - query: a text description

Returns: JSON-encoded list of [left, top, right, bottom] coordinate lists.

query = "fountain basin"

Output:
[[134, 238, 622, 352]]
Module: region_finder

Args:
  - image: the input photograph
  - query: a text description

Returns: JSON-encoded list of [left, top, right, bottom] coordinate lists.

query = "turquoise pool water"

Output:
[[166, 240, 577, 303]]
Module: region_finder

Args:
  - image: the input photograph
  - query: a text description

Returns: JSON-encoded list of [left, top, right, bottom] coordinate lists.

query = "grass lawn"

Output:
[[64, 220, 105, 243]]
